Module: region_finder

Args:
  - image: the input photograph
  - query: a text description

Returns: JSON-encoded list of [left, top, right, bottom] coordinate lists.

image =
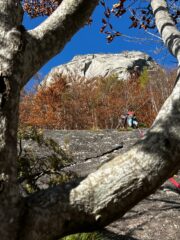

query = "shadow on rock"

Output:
[[100, 229, 140, 240]]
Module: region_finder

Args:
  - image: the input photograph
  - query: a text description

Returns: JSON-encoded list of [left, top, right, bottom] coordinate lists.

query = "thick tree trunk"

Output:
[[0, 1, 23, 239], [0, 78, 21, 240]]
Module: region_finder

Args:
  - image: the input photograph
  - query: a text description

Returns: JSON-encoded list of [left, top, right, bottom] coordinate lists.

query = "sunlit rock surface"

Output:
[[43, 51, 158, 85]]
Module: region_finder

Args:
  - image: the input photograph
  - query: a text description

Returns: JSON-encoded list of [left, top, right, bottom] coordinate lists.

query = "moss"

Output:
[[49, 172, 77, 187], [61, 232, 103, 240], [18, 126, 44, 144]]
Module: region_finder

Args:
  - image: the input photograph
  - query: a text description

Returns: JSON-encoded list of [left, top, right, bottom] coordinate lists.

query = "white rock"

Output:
[[43, 51, 158, 86]]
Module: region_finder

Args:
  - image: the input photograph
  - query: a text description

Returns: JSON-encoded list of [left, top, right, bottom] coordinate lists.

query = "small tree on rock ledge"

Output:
[[0, 1, 180, 240]]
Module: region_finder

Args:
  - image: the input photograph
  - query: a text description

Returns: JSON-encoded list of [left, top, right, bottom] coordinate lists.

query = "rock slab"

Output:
[[20, 129, 180, 240]]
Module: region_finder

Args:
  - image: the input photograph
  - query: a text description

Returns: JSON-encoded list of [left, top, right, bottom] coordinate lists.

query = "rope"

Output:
[[169, 177, 180, 189]]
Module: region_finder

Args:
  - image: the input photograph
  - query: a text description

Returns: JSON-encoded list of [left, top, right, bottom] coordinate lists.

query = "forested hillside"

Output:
[[20, 68, 175, 129]]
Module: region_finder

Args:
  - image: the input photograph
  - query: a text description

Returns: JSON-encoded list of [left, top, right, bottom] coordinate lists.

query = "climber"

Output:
[[126, 111, 138, 129], [117, 111, 139, 129]]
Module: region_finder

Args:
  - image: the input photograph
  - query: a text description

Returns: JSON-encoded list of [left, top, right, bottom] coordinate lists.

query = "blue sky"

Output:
[[23, 2, 177, 89]]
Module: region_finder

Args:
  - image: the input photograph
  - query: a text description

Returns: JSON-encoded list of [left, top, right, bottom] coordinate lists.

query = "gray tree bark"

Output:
[[0, 0, 179, 240], [0, 1, 23, 239]]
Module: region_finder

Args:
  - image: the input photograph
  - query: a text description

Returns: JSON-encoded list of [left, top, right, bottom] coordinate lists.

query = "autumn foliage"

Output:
[[22, 0, 62, 17], [20, 69, 175, 130]]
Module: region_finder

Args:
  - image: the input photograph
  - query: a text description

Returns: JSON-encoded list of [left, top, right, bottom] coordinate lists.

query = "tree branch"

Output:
[[19, 73, 180, 240], [151, 0, 180, 63], [20, 0, 99, 87]]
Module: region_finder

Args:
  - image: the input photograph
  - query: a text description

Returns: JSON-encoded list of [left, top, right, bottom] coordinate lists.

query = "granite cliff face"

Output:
[[43, 51, 158, 85]]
